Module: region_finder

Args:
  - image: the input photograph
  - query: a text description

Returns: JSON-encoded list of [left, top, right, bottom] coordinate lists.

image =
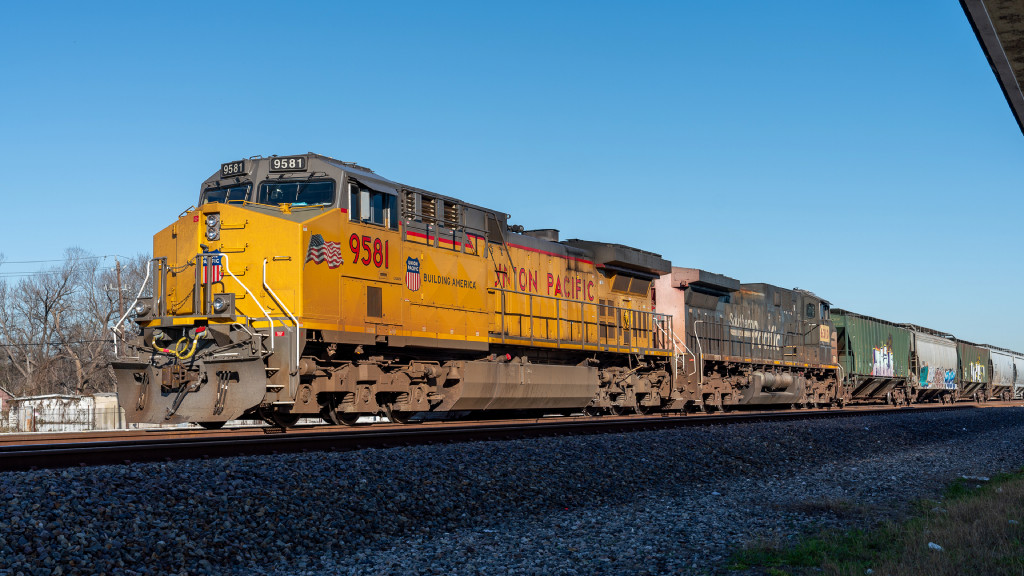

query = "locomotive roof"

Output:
[[665, 268, 740, 293], [563, 239, 671, 278], [741, 283, 830, 305], [310, 153, 510, 218], [203, 152, 509, 219]]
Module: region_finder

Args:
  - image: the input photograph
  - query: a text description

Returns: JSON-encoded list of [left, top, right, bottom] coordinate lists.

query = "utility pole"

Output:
[[115, 259, 125, 320]]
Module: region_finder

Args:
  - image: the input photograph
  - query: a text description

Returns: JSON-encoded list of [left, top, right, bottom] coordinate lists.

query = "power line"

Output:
[[0, 267, 117, 278], [0, 339, 113, 348], [0, 255, 126, 265]]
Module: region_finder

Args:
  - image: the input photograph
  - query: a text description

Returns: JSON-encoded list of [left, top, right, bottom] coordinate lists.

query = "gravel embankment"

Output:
[[2, 407, 1024, 576]]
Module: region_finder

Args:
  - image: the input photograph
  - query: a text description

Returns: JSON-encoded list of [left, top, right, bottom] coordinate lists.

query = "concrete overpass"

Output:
[[962, 0, 1024, 135]]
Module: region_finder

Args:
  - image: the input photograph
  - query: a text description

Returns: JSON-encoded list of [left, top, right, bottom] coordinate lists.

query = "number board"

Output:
[[220, 160, 246, 177], [269, 156, 307, 172]]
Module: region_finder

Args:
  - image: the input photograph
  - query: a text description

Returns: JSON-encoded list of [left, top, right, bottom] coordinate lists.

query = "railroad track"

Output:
[[0, 403, 1001, 472]]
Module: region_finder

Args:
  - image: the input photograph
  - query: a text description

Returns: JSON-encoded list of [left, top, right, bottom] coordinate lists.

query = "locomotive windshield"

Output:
[[201, 183, 251, 205], [257, 180, 335, 206]]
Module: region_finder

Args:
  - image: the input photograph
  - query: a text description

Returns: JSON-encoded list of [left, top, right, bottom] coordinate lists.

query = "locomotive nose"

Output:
[[113, 350, 269, 425]]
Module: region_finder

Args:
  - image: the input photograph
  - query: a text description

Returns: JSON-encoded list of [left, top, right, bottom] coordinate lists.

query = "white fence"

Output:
[[2, 394, 126, 432]]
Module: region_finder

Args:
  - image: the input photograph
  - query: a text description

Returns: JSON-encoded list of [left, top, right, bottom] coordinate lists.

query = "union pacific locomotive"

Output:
[[113, 154, 676, 427], [111, 153, 1018, 427]]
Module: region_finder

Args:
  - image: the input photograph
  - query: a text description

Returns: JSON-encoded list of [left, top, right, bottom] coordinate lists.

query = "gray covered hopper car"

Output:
[[904, 325, 958, 403], [985, 347, 1017, 401], [1015, 355, 1024, 399]]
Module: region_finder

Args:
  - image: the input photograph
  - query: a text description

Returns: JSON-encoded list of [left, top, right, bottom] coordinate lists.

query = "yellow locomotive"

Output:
[[113, 154, 675, 427]]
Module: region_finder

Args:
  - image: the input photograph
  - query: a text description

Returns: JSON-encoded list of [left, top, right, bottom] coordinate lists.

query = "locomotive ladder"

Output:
[[655, 321, 697, 381]]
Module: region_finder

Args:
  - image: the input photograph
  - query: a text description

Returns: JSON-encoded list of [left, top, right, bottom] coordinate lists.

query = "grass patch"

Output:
[[785, 497, 861, 518], [729, 469, 1024, 575]]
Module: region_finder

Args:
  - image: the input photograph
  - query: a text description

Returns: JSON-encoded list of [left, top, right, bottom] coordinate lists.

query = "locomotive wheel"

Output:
[[636, 402, 654, 415], [198, 421, 225, 430], [273, 412, 300, 428], [382, 404, 413, 424], [321, 407, 361, 426], [608, 404, 629, 416], [582, 405, 600, 417], [259, 407, 300, 428]]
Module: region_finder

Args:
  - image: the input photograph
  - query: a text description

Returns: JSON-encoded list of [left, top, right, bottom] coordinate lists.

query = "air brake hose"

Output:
[[152, 336, 176, 356], [174, 336, 199, 360], [151, 335, 200, 360]]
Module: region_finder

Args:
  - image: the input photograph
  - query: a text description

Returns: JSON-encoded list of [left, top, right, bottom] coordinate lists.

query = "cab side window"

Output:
[[349, 183, 399, 229]]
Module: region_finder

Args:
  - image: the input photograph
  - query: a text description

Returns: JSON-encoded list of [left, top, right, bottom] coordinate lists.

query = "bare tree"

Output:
[[0, 250, 151, 397]]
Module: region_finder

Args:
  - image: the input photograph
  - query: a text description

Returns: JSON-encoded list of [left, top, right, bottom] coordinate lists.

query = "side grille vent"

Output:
[[367, 286, 383, 318]]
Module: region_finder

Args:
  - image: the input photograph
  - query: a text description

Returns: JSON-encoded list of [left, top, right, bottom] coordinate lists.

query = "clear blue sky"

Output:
[[1, 1, 1021, 349]]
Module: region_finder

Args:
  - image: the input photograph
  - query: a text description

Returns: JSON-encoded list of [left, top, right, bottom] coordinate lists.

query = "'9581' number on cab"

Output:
[[349, 234, 389, 268], [269, 156, 306, 172]]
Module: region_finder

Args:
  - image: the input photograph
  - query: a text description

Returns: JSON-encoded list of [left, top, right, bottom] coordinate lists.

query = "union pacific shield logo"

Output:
[[405, 257, 420, 291]]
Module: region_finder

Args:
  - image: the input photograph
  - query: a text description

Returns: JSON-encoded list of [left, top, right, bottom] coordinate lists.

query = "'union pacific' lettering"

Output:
[[494, 263, 595, 302]]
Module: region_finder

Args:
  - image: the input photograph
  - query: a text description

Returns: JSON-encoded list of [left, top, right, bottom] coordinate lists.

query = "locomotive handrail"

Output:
[[693, 320, 706, 386], [263, 259, 300, 379], [489, 287, 671, 355], [112, 257, 155, 358], [654, 321, 697, 378], [219, 253, 275, 352]]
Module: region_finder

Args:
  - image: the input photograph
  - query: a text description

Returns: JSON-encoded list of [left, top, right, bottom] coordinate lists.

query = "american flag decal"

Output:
[[405, 257, 420, 291], [305, 234, 343, 268], [202, 252, 222, 283]]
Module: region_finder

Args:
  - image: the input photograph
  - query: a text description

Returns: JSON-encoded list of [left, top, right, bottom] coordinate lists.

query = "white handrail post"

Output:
[[262, 259, 301, 375], [220, 253, 275, 351], [112, 258, 154, 357]]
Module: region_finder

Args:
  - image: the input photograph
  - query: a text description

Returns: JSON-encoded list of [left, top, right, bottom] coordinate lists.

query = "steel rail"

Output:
[[0, 404, 978, 473]]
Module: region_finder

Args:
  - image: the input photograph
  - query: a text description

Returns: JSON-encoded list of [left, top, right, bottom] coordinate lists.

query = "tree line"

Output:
[[0, 249, 150, 398]]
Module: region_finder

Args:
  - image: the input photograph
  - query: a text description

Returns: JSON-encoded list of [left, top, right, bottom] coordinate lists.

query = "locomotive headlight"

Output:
[[205, 213, 220, 241], [212, 296, 228, 313], [210, 293, 234, 316], [134, 300, 152, 317]]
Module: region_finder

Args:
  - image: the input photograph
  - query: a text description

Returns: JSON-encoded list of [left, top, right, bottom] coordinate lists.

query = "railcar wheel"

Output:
[[582, 406, 600, 417], [608, 404, 629, 416], [636, 402, 654, 415], [198, 421, 225, 430]]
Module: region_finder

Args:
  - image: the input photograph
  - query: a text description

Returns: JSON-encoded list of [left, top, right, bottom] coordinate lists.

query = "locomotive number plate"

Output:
[[269, 156, 307, 172], [220, 160, 246, 177]]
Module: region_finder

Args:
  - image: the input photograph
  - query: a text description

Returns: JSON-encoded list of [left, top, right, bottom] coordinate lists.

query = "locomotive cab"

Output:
[[113, 154, 397, 426]]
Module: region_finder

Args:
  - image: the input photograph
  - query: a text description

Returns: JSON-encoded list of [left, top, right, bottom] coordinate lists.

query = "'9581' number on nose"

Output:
[[349, 234, 388, 268]]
